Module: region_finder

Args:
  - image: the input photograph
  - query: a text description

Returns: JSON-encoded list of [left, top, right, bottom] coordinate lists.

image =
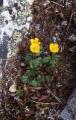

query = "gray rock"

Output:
[[0, 34, 8, 60], [60, 88, 76, 120]]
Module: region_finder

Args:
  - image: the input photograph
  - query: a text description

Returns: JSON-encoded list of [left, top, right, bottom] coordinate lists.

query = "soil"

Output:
[[0, 0, 76, 120]]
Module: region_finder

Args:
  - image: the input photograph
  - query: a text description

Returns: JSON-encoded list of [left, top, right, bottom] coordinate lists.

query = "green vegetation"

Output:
[[21, 53, 60, 86]]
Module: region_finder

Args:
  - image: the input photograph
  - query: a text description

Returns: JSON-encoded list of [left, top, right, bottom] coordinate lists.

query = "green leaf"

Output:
[[30, 80, 38, 86], [30, 80, 42, 86], [21, 75, 29, 83], [37, 75, 42, 80], [45, 75, 53, 81], [24, 53, 33, 63], [43, 56, 51, 64], [16, 89, 23, 97], [26, 69, 35, 77], [50, 54, 60, 68], [51, 59, 58, 68], [51, 54, 60, 61], [29, 57, 42, 69], [29, 61, 34, 69], [37, 74, 44, 82]]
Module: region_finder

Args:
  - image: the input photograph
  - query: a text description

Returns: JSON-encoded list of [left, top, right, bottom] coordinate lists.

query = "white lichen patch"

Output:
[[3, 0, 9, 7], [0, 0, 33, 59]]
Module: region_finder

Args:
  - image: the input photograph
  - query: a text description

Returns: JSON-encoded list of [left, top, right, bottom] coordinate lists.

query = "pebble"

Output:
[[68, 35, 76, 42], [9, 83, 16, 93], [62, 21, 68, 26]]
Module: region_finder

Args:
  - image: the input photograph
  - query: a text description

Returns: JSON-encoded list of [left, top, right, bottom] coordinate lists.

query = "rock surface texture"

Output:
[[0, 0, 76, 120], [0, 0, 33, 119], [60, 88, 76, 120]]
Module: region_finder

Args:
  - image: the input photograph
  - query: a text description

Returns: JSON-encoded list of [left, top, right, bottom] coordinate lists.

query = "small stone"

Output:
[[55, 8, 59, 13], [9, 83, 16, 93], [68, 35, 76, 42], [35, 24, 40, 31], [27, 16, 32, 22], [20, 62, 25, 67], [62, 21, 67, 26], [65, 2, 72, 8]]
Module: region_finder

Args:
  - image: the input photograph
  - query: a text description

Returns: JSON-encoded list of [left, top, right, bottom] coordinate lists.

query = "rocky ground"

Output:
[[0, 0, 76, 120], [0, 0, 33, 84], [0, 0, 33, 119]]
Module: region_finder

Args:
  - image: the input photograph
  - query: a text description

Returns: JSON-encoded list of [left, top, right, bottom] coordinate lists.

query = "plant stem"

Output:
[[44, 84, 63, 104]]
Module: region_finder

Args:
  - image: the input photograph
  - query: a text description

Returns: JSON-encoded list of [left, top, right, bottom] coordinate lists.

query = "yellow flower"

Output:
[[30, 43, 41, 54], [30, 38, 41, 44], [49, 43, 60, 53], [30, 38, 41, 54]]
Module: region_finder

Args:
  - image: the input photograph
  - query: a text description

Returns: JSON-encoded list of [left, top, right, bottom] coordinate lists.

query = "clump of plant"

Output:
[[21, 37, 61, 87]]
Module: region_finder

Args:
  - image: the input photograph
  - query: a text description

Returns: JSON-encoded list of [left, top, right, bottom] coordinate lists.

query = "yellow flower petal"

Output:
[[35, 38, 40, 42], [30, 38, 40, 44], [30, 43, 41, 54], [30, 39, 35, 44], [49, 43, 60, 53]]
